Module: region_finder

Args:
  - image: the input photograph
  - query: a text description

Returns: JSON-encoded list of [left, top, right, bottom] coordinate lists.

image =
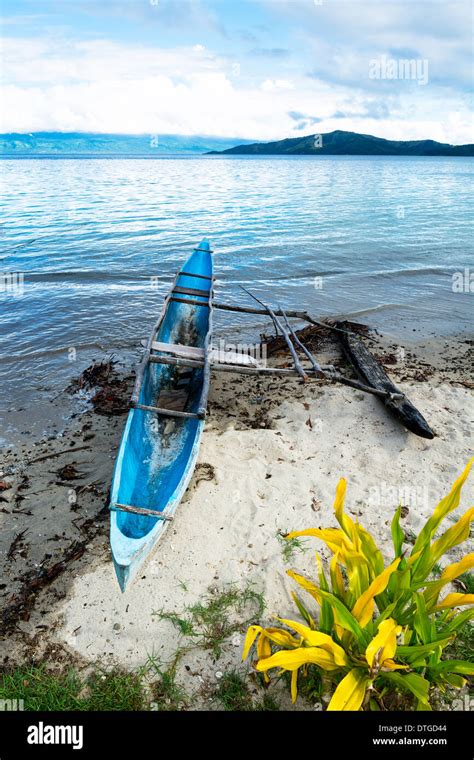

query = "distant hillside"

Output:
[[0, 132, 252, 156], [208, 130, 474, 157]]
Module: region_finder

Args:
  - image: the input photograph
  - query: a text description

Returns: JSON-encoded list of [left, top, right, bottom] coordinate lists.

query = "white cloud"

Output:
[[260, 78, 295, 92], [0, 35, 472, 144]]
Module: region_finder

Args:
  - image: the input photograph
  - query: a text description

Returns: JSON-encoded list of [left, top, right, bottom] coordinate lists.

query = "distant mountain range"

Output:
[[1, 130, 472, 157], [0, 132, 252, 156], [208, 130, 474, 157]]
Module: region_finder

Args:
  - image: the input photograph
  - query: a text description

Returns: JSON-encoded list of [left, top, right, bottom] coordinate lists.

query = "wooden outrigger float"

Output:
[[110, 239, 433, 590]]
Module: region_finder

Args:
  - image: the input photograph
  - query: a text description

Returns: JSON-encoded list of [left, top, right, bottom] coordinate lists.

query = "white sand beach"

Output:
[[1, 330, 472, 707]]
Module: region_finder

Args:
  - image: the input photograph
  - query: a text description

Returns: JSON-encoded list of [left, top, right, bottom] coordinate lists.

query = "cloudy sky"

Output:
[[1, 0, 472, 143]]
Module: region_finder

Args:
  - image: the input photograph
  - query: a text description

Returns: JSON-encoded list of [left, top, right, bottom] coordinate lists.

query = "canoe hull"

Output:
[[110, 240, 213, 591]]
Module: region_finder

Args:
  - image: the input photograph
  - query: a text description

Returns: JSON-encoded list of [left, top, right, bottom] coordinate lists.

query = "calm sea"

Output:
[[0, 155, 473, 441]]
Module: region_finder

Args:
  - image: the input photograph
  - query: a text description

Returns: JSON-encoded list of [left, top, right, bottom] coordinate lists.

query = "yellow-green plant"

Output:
[[243, 460, 474, 710]]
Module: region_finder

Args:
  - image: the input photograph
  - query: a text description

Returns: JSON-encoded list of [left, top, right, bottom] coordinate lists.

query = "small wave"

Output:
[[0, 339, 140, 365], [21, 270, 174, 284], [368, 265, 453, 278], [331, 303, 417, 320]]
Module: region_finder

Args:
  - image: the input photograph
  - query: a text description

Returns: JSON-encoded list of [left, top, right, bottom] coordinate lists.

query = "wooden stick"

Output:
[[111, 503, 173, 520], [26, 445, 92, 465], [149, 352, 334, 376], [240, 286, 308, 382], [131, 401, 202, 419], [281, 309, 324, 375], [213, 301, 377, 342], [146, 349, 401, 398]]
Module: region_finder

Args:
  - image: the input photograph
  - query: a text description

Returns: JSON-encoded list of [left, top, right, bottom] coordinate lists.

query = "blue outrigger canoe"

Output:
[[110, 240, 213, 591]]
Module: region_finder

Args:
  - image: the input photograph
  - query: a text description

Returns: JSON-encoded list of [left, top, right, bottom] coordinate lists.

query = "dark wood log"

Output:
[[336, 322, 434, 439]]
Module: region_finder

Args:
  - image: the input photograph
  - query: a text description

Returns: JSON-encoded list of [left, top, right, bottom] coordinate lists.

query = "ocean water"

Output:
[[0, 155, 473, 438]]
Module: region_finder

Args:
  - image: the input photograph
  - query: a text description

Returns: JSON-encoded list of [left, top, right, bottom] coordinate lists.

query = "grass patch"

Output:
[[0, 665, 146, 711], [155, 584, 265, 658], [85, 670, 145, 711], [444, 622, 474, 663], [156, 611, 196, 637], [213, 670, 280, 711], [214, 671, 254, 711], [456, 572, 474, 594], [147, 655, 190, 711], [277, 531, 308, 563]]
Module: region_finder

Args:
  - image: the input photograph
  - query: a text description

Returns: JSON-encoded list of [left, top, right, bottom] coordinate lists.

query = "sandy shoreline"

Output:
[[0, 326, 473, 708]]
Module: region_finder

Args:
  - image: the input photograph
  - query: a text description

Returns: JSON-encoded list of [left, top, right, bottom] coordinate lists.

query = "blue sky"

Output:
[[1, 0, 472, 143]]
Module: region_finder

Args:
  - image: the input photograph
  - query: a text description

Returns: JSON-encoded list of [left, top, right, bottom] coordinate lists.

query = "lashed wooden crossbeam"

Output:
[[111, 503, 173, 520], [148, 352, 333, 376], [150, 341, 259, 367]]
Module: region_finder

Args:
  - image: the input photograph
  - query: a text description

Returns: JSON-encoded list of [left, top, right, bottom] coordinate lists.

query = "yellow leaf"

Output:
[[365, 618, 402, 669], [330, 552, 346, 598], [291, 670, 298, 703], [424, 554, 474, 607], [277, 618, 349, 666], [327, 668, 372, 711], [428, 508, 474, 566], [257, 632, 271, 660], [334, 478, 352, 535], [352, 558, 401, 627], [286, 527, 352, 556], [432, 593, 474, 612], [287, 570, 322, 603], [412, 459, 473, 555], [257, 631, 272, 683], [242, 625, 262, 661], [356, 525, 384, 575], [382, 659, 409, 671], [346, 554, 371, 599], [263, 627, 300, 648], [255, 647, 340, 673]]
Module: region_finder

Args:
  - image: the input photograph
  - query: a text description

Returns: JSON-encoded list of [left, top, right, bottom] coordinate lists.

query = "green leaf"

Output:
[[396, 638, 452, 659], [382, 672, 431, 708], [429, 660, 474, 676], [373, 602, 397, 629], [440, 673, 466, 688], [290, 592, 315, 629], [391, 507, 404, 558], [413, 594, 431, 644], [317, 558, 334, 635], [442, 608, 474, 633], [318, 589, 370, 646]]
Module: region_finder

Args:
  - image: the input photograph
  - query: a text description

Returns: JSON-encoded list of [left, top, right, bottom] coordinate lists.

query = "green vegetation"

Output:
[[148, 655, 191, 711], [155, 583, 265, 658], [213, 670, 280, 711], [244, 463, 474, 710], [0, 665, 146, 711], [277, 530, 308, 564]]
